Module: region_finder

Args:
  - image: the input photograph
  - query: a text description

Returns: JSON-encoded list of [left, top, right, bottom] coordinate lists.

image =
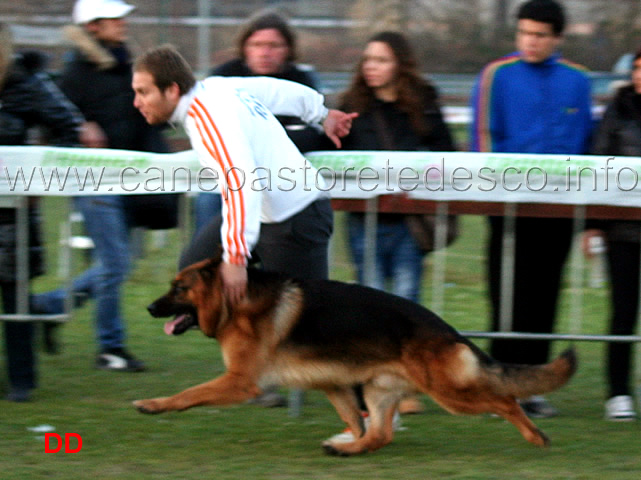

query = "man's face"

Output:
[[243, 28, 290, 75], [132, 71, 179, 125], [516, 19, 562, 63], [87, 17, 128, 46]]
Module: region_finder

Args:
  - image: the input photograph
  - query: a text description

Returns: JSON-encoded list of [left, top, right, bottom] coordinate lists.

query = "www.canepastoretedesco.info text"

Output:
[[1, 158, 640, 193]]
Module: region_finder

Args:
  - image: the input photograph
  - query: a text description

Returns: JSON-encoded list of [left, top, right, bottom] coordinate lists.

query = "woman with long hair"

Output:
[[341, 31, 456, 305], [327, 31, 456, 445]]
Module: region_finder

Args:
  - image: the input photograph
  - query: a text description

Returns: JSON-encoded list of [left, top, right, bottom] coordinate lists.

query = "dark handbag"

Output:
[[0, 110, 26, 144], [124, 193, 180, 230], [404, 214, 459, 253], [372, 108, 459, 253]]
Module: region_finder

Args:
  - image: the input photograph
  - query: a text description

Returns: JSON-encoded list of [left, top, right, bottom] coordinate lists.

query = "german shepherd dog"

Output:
[[134, 256, 577, 456]]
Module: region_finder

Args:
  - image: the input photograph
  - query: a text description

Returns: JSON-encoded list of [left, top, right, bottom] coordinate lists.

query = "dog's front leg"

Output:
[[133, 372, 261, 414], [323, 387, 365, 438]]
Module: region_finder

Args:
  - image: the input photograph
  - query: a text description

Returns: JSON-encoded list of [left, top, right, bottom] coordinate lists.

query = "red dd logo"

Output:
[[44, 433, 83, 453]]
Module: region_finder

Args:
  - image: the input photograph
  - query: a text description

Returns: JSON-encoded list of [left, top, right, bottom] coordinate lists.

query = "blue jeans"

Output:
[[194, 193, 222, 235], [347, 214, 425, 303], [32, 196, 131, 350]]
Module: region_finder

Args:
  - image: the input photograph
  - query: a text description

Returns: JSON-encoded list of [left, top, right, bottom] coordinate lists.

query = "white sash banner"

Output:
[[307, 150, 641, 206], [1, 146, 640, 206], [0, 146, 200, 196]]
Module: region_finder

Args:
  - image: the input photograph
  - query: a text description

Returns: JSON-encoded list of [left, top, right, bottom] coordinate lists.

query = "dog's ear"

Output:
[[198, 256, 221, 283], [189, 247, 224, 283]]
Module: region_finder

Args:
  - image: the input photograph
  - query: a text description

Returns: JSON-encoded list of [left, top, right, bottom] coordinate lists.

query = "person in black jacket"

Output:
[[340, 31, 456, 304], [0, 23, 82, 401], [583, 49, 641, 421], [202, 12, 328, 408], [30, 0, 170, 372], [325, 31, 456, 443], [195, 10, 325, 237], [211, 9, 322, 151]]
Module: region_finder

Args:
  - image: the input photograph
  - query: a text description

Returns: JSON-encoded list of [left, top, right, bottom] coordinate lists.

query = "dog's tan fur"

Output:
[[134, 258, 577, 456]]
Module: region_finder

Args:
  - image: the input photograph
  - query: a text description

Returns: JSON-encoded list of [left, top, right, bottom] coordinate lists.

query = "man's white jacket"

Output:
[[170, 76, 330, 266]]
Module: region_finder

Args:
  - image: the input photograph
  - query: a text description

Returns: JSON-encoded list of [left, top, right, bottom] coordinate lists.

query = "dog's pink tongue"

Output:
[[164, 315, 186, 335]]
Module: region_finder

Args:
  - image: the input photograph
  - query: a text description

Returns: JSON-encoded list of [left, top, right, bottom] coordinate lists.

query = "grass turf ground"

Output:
[[1, 199, 640, 479]]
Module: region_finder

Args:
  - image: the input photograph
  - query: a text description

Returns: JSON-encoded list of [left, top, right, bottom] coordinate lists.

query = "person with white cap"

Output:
[[72, 0, 135, 25], [31, 0, 172, 372]]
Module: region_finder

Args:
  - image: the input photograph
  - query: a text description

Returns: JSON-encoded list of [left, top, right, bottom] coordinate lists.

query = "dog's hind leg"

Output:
[[429, 388, 551, 447], [415, 376, 551, 447], [403, 344, 550, 447], [322, 381, 401, 456], [492, 399, 550, 447]]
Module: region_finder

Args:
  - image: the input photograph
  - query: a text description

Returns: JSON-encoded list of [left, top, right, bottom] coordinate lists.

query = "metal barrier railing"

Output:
[[330, 195, 641, 343], [0, 195, 73, 323]]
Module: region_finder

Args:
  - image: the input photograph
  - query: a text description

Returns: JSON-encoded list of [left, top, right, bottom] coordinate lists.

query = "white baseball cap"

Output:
[[72, 0, 136, 25]]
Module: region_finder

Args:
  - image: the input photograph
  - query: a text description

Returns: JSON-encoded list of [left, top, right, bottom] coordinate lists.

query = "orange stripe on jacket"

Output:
[[188, 99, 249, 264]]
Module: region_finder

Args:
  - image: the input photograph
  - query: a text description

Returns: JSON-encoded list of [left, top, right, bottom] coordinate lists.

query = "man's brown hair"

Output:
[[133, 44, 196, 95]]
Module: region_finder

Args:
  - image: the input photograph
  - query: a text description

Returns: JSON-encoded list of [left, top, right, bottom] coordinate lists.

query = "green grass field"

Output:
[[2, 199, 640, 479]]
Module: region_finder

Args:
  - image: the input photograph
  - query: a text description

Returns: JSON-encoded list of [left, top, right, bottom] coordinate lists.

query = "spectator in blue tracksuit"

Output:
[[469, 0, 593, 418]]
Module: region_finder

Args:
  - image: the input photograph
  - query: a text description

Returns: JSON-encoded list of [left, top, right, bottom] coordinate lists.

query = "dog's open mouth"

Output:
[[163, 313, 197, 335]]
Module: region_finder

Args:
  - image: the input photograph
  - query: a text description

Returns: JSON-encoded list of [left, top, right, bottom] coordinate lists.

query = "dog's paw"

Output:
[[133, 398, 167, 414], [321, 441, 364, 457], [322, 442, 351, 457]]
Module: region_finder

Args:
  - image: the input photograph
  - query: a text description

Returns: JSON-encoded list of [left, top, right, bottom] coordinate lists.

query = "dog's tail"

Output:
[[482, 347, 578, 398]]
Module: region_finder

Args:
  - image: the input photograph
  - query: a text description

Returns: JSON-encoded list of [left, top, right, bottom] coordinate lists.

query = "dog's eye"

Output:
[[173, 285, 187, 294]]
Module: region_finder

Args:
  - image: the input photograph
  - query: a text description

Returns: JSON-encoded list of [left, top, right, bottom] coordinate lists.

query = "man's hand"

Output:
[[322, 109, 358, 148], [79, 121, 108, 148], [220, 262, 248, 306], [581, 229, 605, 259]]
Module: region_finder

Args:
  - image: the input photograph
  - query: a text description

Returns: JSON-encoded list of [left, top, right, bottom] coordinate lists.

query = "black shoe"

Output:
[[247, 390, 287, 408], [42, 322, 61, 354], [6, 387, 32, 402], [96, 348, 146, 372], [519, 396, 558, 419]]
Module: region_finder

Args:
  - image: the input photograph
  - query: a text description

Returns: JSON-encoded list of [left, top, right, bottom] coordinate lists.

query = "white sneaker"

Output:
[[324, 411, 405, 444], [392, 410, 406, 431], [605, 395, 637, 421], [325, 428, 357, 444]]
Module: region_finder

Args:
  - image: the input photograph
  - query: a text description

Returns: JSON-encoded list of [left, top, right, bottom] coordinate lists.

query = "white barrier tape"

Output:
[[0, 146, 199, 196], [306, 150, 641, 206], [1, 146, 640, 207]]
